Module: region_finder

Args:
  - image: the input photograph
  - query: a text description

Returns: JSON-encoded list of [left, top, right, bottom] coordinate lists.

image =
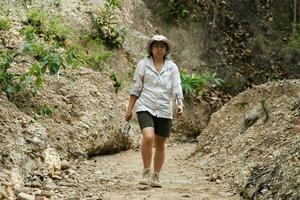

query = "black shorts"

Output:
[[136, 111, 172, 138]]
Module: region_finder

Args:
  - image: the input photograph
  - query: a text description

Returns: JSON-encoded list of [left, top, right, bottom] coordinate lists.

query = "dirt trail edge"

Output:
[[56, 143, 241, 200]]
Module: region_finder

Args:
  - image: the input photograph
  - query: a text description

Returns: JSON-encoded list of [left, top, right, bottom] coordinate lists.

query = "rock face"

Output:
[[194, 80, 300, 199], [0, 68, 141, 199]]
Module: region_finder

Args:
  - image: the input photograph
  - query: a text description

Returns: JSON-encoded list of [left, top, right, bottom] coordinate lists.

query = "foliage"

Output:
[[36, 105, 55, 118], [26, 9, 46, 27], [23, 41, 63, 75], [0, 50, 19, 93], [109, 72, 122, 92], [24, 10, 70, 44], [88, 52, 113, 71], [45, 15, 70, 42], [21, 25, 37, 40], [7, 41, 63, 93], [89, 0, 126, 48], [0, 17, 11, 31], [181, 70, 224, 98], [65, 45, 86, 68], [0, 5, 118, 97], [162, 0, 190, 18], [78, 34, 114, 71], [161, 0, 202, 21], [106, 0, 122, 8], [286, 24, 300, 54]]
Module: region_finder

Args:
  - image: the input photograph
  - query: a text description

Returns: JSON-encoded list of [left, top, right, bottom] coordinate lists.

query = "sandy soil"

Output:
[[56, 143, 241, 200]]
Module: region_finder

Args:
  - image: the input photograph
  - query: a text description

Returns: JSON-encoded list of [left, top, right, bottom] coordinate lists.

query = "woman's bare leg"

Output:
[[153, 134, 167, 173], [141, 127, 155, 169]]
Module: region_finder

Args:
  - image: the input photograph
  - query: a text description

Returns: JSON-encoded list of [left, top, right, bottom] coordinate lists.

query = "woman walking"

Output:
[[125, 35, 184, 188]]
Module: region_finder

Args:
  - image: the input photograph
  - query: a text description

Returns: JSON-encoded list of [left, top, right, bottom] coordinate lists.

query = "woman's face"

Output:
[[151, 41, 167, 58]]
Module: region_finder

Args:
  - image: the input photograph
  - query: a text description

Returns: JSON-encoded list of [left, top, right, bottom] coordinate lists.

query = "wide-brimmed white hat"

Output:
[[146, 35, 173, 55]]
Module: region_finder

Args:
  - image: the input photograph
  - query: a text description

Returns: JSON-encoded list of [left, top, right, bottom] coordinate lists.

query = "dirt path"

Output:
[[52, 143, 240, 200]]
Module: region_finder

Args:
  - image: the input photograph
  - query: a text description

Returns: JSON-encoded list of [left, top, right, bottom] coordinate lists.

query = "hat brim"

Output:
[[146, 38, 173, 56]]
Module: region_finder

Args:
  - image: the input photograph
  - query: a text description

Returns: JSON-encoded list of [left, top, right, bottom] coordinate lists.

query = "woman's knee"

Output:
[[142, 128, 154, 145], [143, 136, 154, 146]]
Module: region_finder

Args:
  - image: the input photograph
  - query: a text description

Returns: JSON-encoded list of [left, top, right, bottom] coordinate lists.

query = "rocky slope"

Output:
[[193, 80, 300, 200]]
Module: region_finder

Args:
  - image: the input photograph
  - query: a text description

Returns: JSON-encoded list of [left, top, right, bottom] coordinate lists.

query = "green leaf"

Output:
[[6, 84, 21, 93], [35, 76, 44, 89]]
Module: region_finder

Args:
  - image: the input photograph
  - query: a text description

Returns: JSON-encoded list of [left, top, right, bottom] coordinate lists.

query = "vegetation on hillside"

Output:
[[0, 0, 125, 97], [161, 0, 300, 96]]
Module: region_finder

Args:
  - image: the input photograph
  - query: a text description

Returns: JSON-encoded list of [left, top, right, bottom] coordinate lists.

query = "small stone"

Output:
[[138, 185, 150, 190], [31, 180, 42, 188], [31, 137, 43, 146], [43, 179, 57, 190], [182, 194, 191, 198], [39, 191, 52, 198], [51, 175, 62, 180], [17, 192, 35, 200], [60, 160, 71, 170], [14, 187, 31, 195]]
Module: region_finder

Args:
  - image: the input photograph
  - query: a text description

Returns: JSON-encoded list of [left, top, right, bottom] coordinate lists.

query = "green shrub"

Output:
[[37, 105, 55, 118], [78, 35, 114, 70], [181, 70, 224, 98], [26, 10, 46, 27], [107, 0, 122, 7], [23, 63, 45, 92], [45, 15, 70, 42], [89, 0, 126, 48], [25, 10, 70, 44], [66, 45, 86, 68], [110, 72, 122, 92], [0, 50, 18, 93], [287, 32, 300, 54], [88, 51, 113, 71], [163, 0, 190, 18], [22, 41, 47, 59], [0, 17, 11, 31], [21, 41, 63, 92], [21, 25, 37, 40], [23, 41, 62, 75]]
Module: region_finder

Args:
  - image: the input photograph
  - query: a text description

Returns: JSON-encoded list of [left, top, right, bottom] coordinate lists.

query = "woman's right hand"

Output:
[[125, 109, 133, 121]]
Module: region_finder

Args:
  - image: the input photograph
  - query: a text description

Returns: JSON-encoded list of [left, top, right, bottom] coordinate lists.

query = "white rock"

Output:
[[17, 192, 35, 200]]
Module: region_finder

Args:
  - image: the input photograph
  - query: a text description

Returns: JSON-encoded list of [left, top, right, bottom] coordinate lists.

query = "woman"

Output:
[[125, 35, 184, 188]]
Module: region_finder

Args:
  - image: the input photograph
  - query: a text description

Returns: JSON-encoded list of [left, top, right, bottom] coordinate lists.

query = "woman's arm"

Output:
[[125, 60, 144, 121], [172, 64, 184, 116], [125, 95, 138, 121]]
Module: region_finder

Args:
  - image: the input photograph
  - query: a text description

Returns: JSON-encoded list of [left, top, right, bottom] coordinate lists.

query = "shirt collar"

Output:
[[145, 56, 172, 74]]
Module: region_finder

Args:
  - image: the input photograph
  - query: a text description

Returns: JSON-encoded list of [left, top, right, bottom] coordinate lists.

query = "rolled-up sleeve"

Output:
[[172, 65, 184, 100], [130, 60, 144, 97]]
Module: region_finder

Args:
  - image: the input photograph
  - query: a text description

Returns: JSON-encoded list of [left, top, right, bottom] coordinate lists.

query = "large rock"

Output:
[[0, 68, 140, 197], [193, 80, 300, 199]]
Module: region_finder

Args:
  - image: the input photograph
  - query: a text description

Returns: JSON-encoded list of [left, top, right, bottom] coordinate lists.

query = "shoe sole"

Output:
[[150, 183, 162, 188]]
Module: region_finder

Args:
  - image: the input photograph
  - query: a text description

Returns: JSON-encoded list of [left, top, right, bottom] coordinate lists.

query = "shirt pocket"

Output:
[[144, 70, 157, 84]]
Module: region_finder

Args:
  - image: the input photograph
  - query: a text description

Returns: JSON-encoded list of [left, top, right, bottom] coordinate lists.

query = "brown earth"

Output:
[[2, 143, 241, 200]]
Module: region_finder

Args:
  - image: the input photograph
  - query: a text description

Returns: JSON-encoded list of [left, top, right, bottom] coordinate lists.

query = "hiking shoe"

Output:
[[150, 172, 162, 188], [139, 168, 151, 185]]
